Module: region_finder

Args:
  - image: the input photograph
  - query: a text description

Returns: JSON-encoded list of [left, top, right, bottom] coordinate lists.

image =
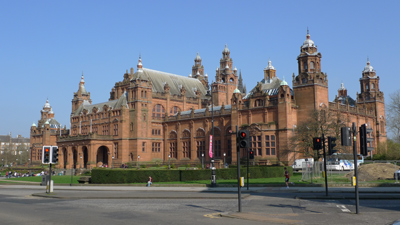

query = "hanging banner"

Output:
[[209, 135, 213, 158]]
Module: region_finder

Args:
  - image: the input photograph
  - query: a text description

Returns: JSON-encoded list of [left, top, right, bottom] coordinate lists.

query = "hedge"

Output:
[[91, 166, 291, 184]]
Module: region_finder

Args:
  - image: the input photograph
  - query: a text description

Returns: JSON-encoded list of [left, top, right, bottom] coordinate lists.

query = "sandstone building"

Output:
[[30, 31, 387, 169]]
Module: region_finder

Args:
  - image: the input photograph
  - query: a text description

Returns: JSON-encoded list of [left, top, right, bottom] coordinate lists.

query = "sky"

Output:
[[1, 0, 399, 138]]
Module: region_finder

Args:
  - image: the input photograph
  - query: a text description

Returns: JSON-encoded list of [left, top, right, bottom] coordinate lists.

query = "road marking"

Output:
[[204, 213, 221, 219], [337, 205, 351, 213]]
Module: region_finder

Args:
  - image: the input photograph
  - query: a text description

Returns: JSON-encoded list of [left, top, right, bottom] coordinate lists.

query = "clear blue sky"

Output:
[[1, 0, 399, 138]]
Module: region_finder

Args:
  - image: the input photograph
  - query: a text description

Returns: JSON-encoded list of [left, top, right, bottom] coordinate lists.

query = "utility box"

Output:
[[41, 175, 50, 186]]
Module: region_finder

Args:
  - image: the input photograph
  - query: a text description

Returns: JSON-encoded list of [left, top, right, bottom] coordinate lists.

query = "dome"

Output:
[[205, 73, 208, 77], [363, 59, 375, 73], [338, 82, 346, 91], [43, 99, 51, 109], [195, 52, 201, 61], [302, 30, 315, 48], [32, 122, 36, 127], [233, 88, 241, 93], [225, 64, 229, 69], [265, 59, 275, 70], [49, 108, 54, 114], [222, 44, 230, 53], [280, 77, 288, 86]]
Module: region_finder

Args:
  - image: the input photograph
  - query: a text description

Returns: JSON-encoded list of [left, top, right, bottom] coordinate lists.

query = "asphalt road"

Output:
[[0, 186, 400, 225]]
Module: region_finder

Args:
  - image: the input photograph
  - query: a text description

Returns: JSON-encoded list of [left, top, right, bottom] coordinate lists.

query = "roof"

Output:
[[178, 105, 232, 116], [244, 77, 289, 99], [72, 92, 128, 116], [132, 68, 208, 99]]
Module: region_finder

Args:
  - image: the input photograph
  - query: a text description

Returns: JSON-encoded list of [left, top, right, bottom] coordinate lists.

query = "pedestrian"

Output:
[[147, 176, 153, 187], [284, 167, 290, 188]]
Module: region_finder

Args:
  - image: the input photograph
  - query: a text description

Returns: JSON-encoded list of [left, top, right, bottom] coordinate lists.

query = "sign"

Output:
[[209, 135, 213, 158]]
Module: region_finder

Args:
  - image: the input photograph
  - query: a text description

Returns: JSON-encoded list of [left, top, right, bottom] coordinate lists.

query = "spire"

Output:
[[238, 70, 244, 92], [137, 54, 143, 72]]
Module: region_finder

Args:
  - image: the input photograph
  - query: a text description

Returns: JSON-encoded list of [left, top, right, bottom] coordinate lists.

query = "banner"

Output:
[[209, 135, 213, 158]]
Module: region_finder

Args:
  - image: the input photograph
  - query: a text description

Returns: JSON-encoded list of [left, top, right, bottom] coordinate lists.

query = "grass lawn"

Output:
[[0, 175, 81, 184]]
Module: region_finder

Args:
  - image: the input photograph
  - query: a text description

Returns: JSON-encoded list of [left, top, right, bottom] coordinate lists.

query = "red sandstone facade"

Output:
[[30, 31, 387, 169]]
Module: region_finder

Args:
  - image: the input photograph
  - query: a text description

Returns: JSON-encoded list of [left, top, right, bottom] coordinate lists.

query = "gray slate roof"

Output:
[[72, 92, 128, 116], [244, 77, 285, 99], [132, 68, 208, 99]]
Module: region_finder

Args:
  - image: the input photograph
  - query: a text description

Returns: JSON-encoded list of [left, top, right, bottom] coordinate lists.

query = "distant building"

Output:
[[0, 133, 30, 155], [30, 99, 68, 164], [30, 31, 387, 169]]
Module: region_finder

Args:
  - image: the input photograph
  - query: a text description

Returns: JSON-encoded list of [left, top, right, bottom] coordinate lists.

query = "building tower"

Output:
[[212, 44, 238, 106], [293, 29, 329, 122], [71, 74, 92, 113], [356, 59, 386, 143]]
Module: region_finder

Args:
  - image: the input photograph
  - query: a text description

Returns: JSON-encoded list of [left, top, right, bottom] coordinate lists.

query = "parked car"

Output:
[[395, 170, 400, 180]]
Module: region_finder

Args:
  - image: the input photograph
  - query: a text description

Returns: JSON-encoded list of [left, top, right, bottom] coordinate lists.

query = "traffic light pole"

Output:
[[322, 133, 328, 196], [48, 163, 52, 194], [247, 149, 249, 190], [353, 122, 359, 214], [236, 126, 241, 212]]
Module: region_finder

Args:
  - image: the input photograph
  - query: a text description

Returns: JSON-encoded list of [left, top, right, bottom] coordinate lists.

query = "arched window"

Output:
[[170, 106, 180, 115], [152, 104, 165, 119], [371, 83, 375, 89], [310, 61, 314, 69], [304, 62, 308, 70]]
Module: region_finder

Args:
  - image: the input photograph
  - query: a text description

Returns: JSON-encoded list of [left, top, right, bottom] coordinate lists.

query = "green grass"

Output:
[[0, 175, 81, 184]]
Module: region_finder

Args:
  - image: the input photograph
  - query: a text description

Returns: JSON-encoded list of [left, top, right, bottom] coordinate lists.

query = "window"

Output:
[[265, 135, 276, 155], [152, 142, 161, 152], [214, 140, 221, 157], [152, 104, 165, 119], [310, 61, 314, 69], [113, 124, 118, 135], [114, 143, 119, 159], [169, 141, 177, 158], [183, 141, 191, 158], [142, 142, 146, 152], [197, 141, 205, 158], [170, 106, 180, 115], [304, 62, 308, 70], [250, 136, 261, 156]]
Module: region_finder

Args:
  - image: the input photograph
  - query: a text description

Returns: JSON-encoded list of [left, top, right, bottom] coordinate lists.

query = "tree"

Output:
[[387, 90, 400, 143], [290, 109, 348, 161]]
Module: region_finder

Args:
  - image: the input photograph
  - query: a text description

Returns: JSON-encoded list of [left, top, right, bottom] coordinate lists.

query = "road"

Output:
[[0, 185, 399, 225]]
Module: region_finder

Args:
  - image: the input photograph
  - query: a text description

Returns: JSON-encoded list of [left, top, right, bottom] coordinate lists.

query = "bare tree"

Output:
[[387, 90, 400, 143], [290, 109, 348, 161]]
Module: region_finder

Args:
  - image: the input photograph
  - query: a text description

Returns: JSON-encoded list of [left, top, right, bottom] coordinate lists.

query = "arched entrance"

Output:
[[62, 148, 67, 169], [96, 146, 109, 167], [82, 146, 88, 169]]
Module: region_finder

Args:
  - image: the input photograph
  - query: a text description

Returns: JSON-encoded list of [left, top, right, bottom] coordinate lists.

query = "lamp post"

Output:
[[137, 155, 140, 169], [293, 125, 297, 162], [112, 156, 114, 169], [168, 154, 171, 169], [207, 88, 216, 187], [201, 153, 204, 169], [223, 153, 226, 168]]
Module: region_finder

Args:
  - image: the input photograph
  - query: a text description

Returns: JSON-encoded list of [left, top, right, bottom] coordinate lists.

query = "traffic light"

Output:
[[360, 124, 374, 156], [237, 129, 250, 148], [327, 137, 337, 155], [249, 150, 254, 159], [42, 146, 51, 164], [313, 137, 322, 150], [51, 146, 59, 164], [341, 127, 352, 146]]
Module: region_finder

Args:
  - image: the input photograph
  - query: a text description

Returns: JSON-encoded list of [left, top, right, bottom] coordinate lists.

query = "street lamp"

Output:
[[206, 88, 216, 187], [201, 153, 204, 169], [168, 154, 171, 169], [137, 155, 140, 169], [112, 156, 114, 169], [223, 153, 226, 168]]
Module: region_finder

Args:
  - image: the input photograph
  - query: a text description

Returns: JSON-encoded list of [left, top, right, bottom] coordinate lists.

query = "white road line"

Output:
[[337, 205, 351, 213]]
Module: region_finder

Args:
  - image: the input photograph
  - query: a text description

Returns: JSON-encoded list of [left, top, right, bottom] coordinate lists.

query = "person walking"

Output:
[[284, 167, 290, 189], [147, 176, 153, 187]]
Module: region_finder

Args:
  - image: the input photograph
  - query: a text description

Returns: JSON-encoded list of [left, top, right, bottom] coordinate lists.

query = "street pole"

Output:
[[209, 89, 216, 187], [236, 126, 241, 212], [201, 153, 204, 169], [168, 154, 171, 169], [322, 133, 328, 196], [223, 153, 226, 168], [137, 155, 140, 169], [353, 122, 359, 214], [247, 149, 249, 190]]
